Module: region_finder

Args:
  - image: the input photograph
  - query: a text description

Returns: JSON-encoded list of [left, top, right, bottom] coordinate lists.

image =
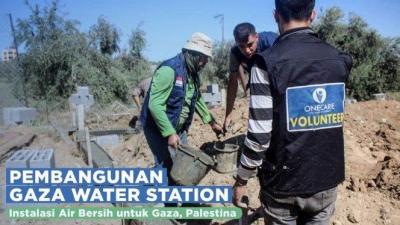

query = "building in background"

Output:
[[2, 48, 17, 62]]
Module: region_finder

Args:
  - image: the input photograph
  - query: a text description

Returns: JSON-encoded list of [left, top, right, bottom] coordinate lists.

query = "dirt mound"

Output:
[[114, 99, 400, 225], [111, 132, 155, 168], [1, 99, 399, 225], [344, 101, 400, 202], [374, 156, 400, 199]]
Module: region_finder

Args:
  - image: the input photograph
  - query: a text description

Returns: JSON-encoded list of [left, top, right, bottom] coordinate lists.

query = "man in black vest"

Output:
[[233, 1, 352, 225]]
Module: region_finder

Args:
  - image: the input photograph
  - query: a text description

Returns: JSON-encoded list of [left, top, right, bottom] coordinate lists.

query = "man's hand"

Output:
[[223, 116, 232, 133], [233, 183, 248, 209], [168, 134, 180, 149], [210, 121, 224, 137], [242, 88, 249, 98]]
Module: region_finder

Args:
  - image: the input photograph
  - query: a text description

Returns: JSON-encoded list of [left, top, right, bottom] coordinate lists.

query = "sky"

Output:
[[0, 0, 399, 62]]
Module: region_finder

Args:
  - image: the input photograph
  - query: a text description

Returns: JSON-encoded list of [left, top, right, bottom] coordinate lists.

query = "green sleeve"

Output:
[[148, 66, 176, 137], [195, 94, 213, 124]]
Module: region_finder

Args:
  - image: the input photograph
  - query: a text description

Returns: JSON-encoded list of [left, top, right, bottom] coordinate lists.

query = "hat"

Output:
[[183, 32, 213, 57]]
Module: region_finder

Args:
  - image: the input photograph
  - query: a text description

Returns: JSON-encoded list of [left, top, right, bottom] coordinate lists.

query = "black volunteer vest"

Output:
[[258, 28, 352, 196]]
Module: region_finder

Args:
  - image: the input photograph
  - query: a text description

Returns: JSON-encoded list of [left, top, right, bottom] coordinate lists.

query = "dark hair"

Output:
[[275, 0, 315, 22], [233, 22, 256, 43]]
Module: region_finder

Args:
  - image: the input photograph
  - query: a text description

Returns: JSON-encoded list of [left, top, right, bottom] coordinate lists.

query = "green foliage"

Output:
[[16, 0, 86, 103], [201, 41, 233, 87], [0, 60, 20, 82], [72, 50, 129, 104], [16, 0, 81, 50], [0, 80, 22, 108], [117, 23, 151, 91], [129, 59, 151, 84], [129, 23, 146, 59], [13, 1, 399, 111], [313, 7, 400, 100], [115, 56, 151, 96], [118, 24, 150, 76], [0, 60, 26, 106], [11, 0, 155, 107], [387, 92, 400, 101], [88, 16, 120, 55]]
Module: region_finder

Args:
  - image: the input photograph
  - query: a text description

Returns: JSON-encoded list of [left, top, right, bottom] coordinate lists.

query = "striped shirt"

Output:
[[237, 62, 273, 180]]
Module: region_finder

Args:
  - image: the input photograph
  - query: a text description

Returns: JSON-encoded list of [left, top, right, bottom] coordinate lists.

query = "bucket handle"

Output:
[[178, 144, 201, 162], [178, 144, 195, 157], [178, 144, 215, 166]]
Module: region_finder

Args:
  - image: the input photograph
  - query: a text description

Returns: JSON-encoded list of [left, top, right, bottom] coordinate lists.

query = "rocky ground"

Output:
[[0, 98, 399, 225]]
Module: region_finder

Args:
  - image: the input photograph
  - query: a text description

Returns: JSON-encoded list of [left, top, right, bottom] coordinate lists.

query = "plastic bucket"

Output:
[[213, 142, 240, 174], [170, 144, 215, 185]]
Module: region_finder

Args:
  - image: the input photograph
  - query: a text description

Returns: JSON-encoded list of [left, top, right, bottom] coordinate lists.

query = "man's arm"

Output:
[[195, 95, 213, 124], [148, 66, 176, 137], [225, 71, 238, 121], [195, 95, 223, 136], [237, 64, 272, 180], [234, 61, 273, 207], [224, 51, 241, 130], [238, 65, 248, 97], [133, 95, 141, 112], [132, 85, 142, 111]]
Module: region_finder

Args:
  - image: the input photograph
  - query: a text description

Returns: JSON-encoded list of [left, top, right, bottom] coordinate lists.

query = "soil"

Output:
[[1, 99, 399, 225]]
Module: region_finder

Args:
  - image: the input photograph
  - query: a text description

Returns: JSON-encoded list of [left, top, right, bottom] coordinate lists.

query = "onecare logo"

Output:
[[312, 88, 326, 104]]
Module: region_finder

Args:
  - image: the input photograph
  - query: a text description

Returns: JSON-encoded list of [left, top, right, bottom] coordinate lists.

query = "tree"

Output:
[[129, 23, 146, 59], [16, 0, 86, 102], [88, 16, 120, 55], [118, 23, 151, 88], [313, 7, 400, 100], [14, 0, 128, 106], [120, 23, 147, 72], [16, 0, 81, 50], [201, 40, 233, 87]]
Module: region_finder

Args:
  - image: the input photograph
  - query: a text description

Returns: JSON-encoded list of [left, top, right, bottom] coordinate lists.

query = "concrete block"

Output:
[[345, 98, 357, 105], [20, 108, 37, 121], [2, 108, 10, 125], [2, 107, 37, 125], [69, 94, 94, 109], [5, 149, 37, 168], [93, 134, 120, 150], [77, 104, 85, 130], [373, 93, 386, 101], [68, 86, 94, 111], [77, 86, 90, 96], [221, 88, 226, 106], [29, 149, 55, 168], [207, 84, 220, 94], [203, 92, 222, 106]]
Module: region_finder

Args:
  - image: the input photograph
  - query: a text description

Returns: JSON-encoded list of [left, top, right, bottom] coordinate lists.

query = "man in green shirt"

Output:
[[140, 32, 223, 184]]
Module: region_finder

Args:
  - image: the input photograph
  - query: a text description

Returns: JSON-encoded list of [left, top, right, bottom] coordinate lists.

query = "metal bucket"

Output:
[[213, 142, 240, 174], [170, 144, 215, 185]]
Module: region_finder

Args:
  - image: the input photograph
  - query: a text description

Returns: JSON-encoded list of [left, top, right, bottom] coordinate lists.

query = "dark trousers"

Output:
[[143, 126, 188, 185]]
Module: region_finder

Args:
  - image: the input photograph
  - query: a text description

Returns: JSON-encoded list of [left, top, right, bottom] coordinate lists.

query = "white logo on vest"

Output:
[[313, 88, 327, 104], [286, 83, 345, 132]]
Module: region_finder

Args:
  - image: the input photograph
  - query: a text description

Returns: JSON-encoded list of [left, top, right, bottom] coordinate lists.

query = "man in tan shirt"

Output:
[[132, 77, 152, 112], [129, 77, 151, 128]]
